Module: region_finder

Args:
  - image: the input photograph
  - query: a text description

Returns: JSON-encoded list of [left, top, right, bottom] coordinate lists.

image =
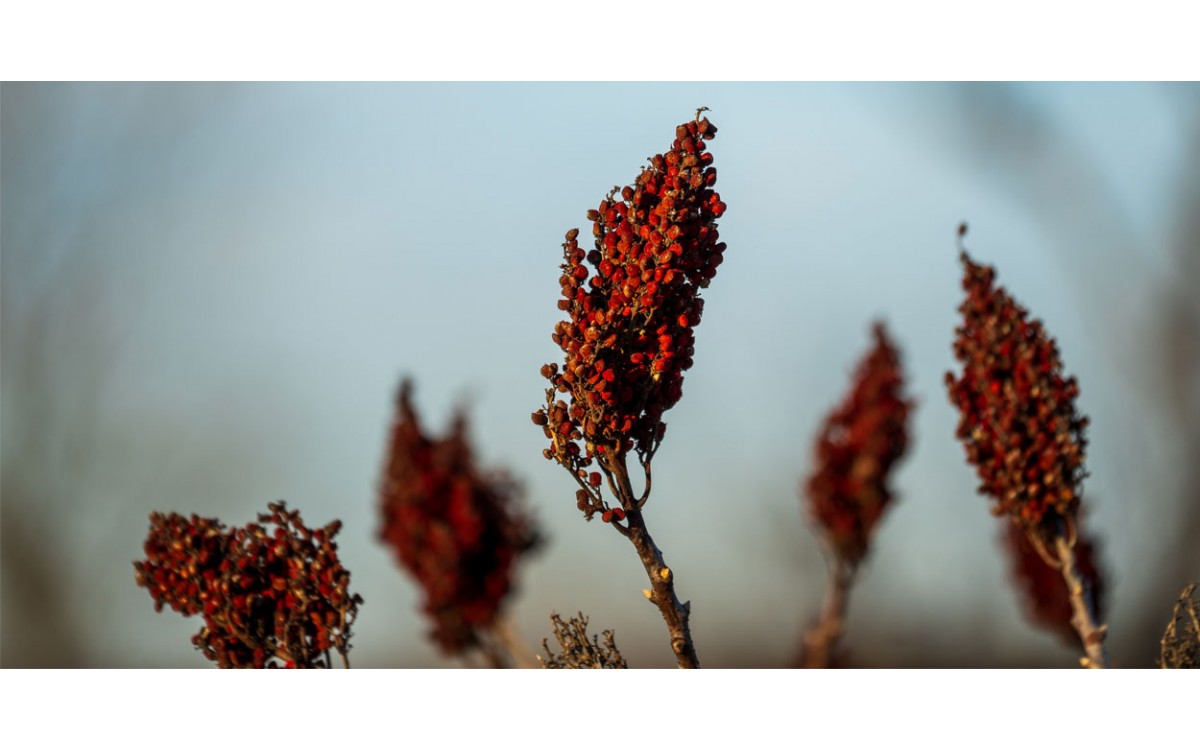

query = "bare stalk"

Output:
[[475, 635, 512, 669], [799, 559, 855, 668], [490, 615, 539, 669], [612, 457, 699, 669], [1055, 533, 1109, 668]]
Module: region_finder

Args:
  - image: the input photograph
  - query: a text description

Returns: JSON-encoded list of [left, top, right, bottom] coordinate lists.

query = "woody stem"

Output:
[[611, 457, 699, 669], [475, 635, 512, 669], [490, 615, 539, 669], [798, 558, 855, 668], [1055, 533, 1109, 668]]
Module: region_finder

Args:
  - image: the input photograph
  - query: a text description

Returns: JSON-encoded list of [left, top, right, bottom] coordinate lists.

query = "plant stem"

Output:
[[623, 507, 700, 668], [1055, 533, 1109, 668], [491, 615, 539, 669], [799, 559, 855, 668], [476, 636, 512, 669]]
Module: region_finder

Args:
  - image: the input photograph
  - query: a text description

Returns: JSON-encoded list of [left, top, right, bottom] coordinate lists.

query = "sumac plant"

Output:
[[946, 225, 1109, 668], [533, 108, 726, 668]]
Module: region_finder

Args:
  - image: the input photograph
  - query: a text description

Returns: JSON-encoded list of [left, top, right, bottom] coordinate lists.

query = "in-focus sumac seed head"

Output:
[[805, 323, 913, 567], [133, 502, 362, 669], [945, 250, 1089, 529], [1003, 517, 1105, 647], [537, 111, 727, 474], [379, 379, 541, 655]]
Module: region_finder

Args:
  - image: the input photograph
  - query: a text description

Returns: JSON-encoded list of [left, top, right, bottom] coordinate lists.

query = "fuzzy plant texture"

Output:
[[534, 109, 726, 520], [133, 501, 362, 668], [945, 248, 1090, 536], [806, 322, 912, 567], [379, 379, 540, 655]]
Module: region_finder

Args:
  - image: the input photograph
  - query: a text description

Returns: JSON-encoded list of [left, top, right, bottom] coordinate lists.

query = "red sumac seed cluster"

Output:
[[806, 323, 912, 566], [133, 501, 361, 668], [946, 252, 1089, 529], [536, 112, 726, 482], [380, 379, 540, 654]]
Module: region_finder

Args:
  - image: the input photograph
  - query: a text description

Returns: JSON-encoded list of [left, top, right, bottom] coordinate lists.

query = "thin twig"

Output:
[[637, 453, 653, 508], [1055, 533, 1109, 668]]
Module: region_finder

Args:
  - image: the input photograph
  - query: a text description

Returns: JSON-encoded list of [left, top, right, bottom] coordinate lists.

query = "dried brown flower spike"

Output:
[[1159, 582, 1200, 669], [799, 322, 912, 668], [538, 612, 628, 669], [946, 227, 1108, 667]]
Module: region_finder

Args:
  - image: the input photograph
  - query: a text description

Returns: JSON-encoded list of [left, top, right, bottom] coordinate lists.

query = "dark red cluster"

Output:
[[1002, 518, 1105, 647], [379, 380, 540, 655], [133, 502, 362, 668], [806, 323, 912, 566], [945, 251, 1089, 528], [535, 110, 726, 477]]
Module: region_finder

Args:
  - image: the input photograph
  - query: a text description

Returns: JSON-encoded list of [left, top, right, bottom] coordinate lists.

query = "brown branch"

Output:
[[798, 559, 856, 668], [490, 615, 539, 669], [612, 456, 699, 668], [1055, 533, 1109, 668], [475, 635, 512, 669]]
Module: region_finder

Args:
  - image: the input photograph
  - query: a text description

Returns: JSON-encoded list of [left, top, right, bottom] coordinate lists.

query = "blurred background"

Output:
[[3, 82, 1197, 668]]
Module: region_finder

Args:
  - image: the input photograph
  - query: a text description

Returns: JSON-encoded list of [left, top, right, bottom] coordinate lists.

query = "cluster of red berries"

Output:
[[379, 380, 540, 654], [133, 502, 362, 668], [945, 250, 1089, 529], [535, 110, 726, 481], [1003, 517, 1105, 647], [806, 323, 913, 566]]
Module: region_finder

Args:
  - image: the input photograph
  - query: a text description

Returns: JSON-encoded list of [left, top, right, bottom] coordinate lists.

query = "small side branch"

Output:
[[1055, 533, 1109, 668]]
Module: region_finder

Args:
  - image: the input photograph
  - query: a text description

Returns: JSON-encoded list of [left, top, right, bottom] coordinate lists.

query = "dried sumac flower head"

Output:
[[133, 502, 362, 668], [805, 322, 913, 566], [1003, 516, 1106, 647], [379, 379, 540, 655], [945, 246, 1089, 531], [536, 110, 726, 479]]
